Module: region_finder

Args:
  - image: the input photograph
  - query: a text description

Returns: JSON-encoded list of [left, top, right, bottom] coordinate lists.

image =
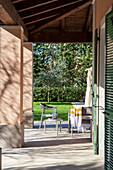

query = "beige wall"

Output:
[[95, 0, 113, 87], [23, 42, 33, 113], [0, 26, 23, 125], [94, 0, 113, 156], [95, 0, 113, 106], [99, 22, 105, 156], [96, 0, 113, 28]]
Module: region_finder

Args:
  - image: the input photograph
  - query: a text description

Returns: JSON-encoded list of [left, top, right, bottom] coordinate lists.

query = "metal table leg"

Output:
[[71, 126, 73, 137], [44, 120, 46, 133], [60, 120, 61, 132], [90, 119, 92, 142], [68, 118, 71, 132], [56, 120, 58, 135]]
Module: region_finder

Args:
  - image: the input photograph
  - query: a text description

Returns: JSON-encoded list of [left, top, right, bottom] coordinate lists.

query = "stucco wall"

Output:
[[99, 21, 105, 156], [96, 0, 113, 28], [0, 26, 23, 125], [95, 0, 113, 156], [23, 43, 33, 113], [23, 43, 33, 129]]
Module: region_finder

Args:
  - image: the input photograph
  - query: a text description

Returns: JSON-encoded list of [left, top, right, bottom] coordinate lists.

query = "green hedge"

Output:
[[33, 87, 86, 102]]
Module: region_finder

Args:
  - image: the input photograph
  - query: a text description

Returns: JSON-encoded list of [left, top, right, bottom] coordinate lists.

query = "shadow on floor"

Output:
[[24, 138, 91, 148], [3, 163, 104, 170]]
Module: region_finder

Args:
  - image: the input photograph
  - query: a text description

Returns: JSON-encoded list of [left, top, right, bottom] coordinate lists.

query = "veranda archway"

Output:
[[0, 0, 92, 148]]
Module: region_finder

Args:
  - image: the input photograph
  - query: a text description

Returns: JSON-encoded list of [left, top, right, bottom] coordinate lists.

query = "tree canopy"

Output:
[[33, 43, 92, 89]]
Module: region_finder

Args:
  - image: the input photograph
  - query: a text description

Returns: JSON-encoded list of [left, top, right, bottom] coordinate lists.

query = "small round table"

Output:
[[44, 118, 62, 135]]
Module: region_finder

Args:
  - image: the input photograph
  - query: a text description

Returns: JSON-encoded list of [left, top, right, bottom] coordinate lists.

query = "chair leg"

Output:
[[44, 120, 46, 133], [56, 121, 58, 135], [77, 127, 80, 133], [40, 116, 43, 128], [60, 120, 61, 132], [81, 126, 84, 133], [71, 126, 73, 137], [68, 118, 71, 132]]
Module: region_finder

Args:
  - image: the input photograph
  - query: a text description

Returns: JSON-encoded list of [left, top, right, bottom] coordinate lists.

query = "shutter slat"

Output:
[[105, 11, 113, 169]]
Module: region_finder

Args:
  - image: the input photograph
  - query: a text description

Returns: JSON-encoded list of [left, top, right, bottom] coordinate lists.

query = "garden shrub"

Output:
[[33, 87, 86, 102]]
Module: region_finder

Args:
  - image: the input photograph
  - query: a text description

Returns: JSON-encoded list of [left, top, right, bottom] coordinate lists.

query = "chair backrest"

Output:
[[40, 103, 47, 109], [40, 103, 57, 112], [82, 107, 92, 115]]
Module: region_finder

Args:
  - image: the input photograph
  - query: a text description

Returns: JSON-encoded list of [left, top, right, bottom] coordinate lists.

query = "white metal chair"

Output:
[[40, 103, 57, 128], [68, 105, 92, 136]]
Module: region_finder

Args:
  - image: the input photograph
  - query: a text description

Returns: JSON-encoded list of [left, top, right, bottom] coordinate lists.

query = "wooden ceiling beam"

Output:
[[25, 14, 58, 26], [84, 4, 92, 31], [20, 0, 82, 19], [30, 0, 92, 34], [29, 31, 92, 43], [24, 1, 87, 26], [27, 16, 58, 30], [0, 0, 28, 39], [23, 3, 65, 25], [61, 19, 65, 32], [15, 0, 58, 12], [12, 0, 26, 4]]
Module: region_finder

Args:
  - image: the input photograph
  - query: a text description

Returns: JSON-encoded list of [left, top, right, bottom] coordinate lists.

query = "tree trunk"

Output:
[[48, 87, 50, 102]]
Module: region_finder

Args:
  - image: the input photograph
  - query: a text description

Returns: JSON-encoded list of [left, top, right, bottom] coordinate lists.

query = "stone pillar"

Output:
[[0, 26, 24, 148], [23, 42, 33, 129]]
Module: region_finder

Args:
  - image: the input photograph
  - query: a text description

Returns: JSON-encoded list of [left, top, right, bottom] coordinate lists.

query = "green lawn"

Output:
[[33, 102, 72, 121]]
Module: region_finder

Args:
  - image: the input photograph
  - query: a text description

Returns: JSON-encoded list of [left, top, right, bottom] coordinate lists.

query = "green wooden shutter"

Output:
[[105, 11, 113, 170], [94, 28, 98, 155]]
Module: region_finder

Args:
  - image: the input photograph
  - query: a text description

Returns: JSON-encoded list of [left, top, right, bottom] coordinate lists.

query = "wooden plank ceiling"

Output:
[[10, 0, 92, 42]]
